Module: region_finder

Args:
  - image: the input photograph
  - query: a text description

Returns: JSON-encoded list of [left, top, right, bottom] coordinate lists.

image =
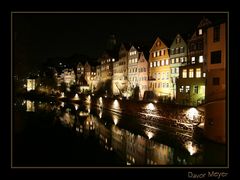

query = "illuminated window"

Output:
[[189, 69, 194, 78], [162, 50, 165, 55], [171, 58, 174, 64], [198, 28, 203, 35], [171, 68, 175, 74], [157, 51, 160, 56], [180, 57, 184, 63], [176, 58, 179, 63], [150, 62, 153, 68], [199, 56, 203, 63], [154, 52, 157, 57], [161, 60, 164, 66], [180, 86, 184, 92], [166, 59, 169, 65], [191, 57, 195, 64], [153, 61, 156, 67], [176, 67, 179, 74], [186, 86, 190, 93], [182, 69, 187, 78], [196, 68, 201, 78], [135, 58, 138, 63], [203, 73, 206, 77], [157, 61, 160, 67]]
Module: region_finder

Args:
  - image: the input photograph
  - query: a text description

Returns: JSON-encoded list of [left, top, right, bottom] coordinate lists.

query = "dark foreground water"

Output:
[[12, 98, 227, 167]]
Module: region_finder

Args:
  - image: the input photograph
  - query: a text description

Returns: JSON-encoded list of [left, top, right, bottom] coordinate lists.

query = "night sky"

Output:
[[13, 12, 227, 76]]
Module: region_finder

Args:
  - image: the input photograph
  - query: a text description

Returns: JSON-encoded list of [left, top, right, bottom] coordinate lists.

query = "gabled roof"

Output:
[[149, 36, 170, 52]]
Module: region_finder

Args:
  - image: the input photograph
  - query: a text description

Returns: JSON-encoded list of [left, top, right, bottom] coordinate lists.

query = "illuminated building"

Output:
[[148, 37, 172, 99], [112, 43, 130, 96], [204, 22, 227, 144], [99, 51, 115, 82], [169, 34, 188, 99], [60, 68, 76, 87], [26, 78, 36, 91], [137, 52, 149, 100], [176, 18, 212, 106]]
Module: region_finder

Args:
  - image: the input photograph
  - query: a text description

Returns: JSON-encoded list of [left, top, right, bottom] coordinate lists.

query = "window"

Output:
[[180, 86, 184, 93], [176, 67, 179, 74], [158, 83, 160, 88], [175, 48, 179, 54], [186, 86, 190, 93], [171, 58, 174, 64], [171, 49, 174, 55], [176, 58, 179, 63], [157, 73, 161, 80], [199, 55, 204, 63], [171, 68, 175, 74], [150, 62, 153, 68], [166, 59, 169, 65], [166, 72, 169, 80], [213, 25, 220, 42], [189, 69, 194, 78], [196, 68, 201, 78], [212, 77, 220, 85], [203, 72, 206, 77], [153, 61, 156, 67], [154, 52, 157, 57], [182, 69, 187, 78], [157, 61, 160, 67], [180, 57, 184, 63], [162, 72, 165, 80], [135, 58, 138, 63], [161, 60, 164, 66], [180, 47, 184, 53], [166, 83, 169, 88], [157, 51, 160, 56], [162, 50, 165, 55], [191, 57, 195, 64], [194, 85, 198, 94], [198, 28, 203, 35], [162, 83, 165, 88], [211, 51, 221, 64]]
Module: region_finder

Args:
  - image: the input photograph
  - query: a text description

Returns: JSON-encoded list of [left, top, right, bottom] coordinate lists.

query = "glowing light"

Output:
[[185, 141, 198, 156], [98, 97, 103, 107], [99, 110, 102, 119], [145, 103, 155, 111], [26, 100, 35, 112], [145, 130, 154, 139], [112, 99, 120, 109], [112, 114, 119, 125], [86, 95, 91, 104], [72, 93, 80, 100], [61, 102, 65, 107], [60, 92, 65, 98], [74, 104, 79, 110], [154, 100, 158, 103], [186, 107, 199, 120]]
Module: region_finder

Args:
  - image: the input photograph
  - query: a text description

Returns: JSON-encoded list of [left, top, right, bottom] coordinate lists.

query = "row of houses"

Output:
[[53, 17, 226, 108]]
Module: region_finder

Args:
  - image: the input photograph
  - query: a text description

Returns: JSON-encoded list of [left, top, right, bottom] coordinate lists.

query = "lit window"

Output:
[[176, 58, 179, 63], [171, 68, 175, 74], [171, 59, 175, 64], [161, 60, 164, 66], [189, 69, 194, 78], [186, 86, 190, 93], [157, 61, 160, 67], [176, 67, 179, 74], [182, 69, 187, 78], [150, 62, 153, 68], [191, 57, 195, 64], [153, 61, 156, 67], [135, 58, 138, 63], [157, 51, 160, 56], [180, 86, 184, 93], [203, 73, 206, 77], [198, 29, 203, 35], [199, 56, 203, 63], [154, 52, 157, 57], [196, 68, 201, 78], [166, 59, 169, 65], [180, 57, 184, 63]]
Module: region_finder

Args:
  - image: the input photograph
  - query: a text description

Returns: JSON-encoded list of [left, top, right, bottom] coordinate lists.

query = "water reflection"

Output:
[[15, 99, 225, 166]]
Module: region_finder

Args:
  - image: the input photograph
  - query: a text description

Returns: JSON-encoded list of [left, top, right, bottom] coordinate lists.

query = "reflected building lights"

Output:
[[112, 99, 120, 109], [145, 130, 154, 139], [145, 103, 156, 111], [185, 141, 198, 156], [186, 107, 199, 120], [72, 93, 80, 100], [26, 100, 35, 112], [74, 104, 79, 110], [112, 114, 119, 125]]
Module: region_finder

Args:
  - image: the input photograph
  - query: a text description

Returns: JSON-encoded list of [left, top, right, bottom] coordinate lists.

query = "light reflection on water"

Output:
[[15, 99, 225, 166]]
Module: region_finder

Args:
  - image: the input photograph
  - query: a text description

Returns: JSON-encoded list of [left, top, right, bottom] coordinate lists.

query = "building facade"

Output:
[[137, 52, 148, 100], [176, 18, 212, 106], [169, 34, 188, 99], [149, 37, 172, 99], [204, 22, 227, 143]]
